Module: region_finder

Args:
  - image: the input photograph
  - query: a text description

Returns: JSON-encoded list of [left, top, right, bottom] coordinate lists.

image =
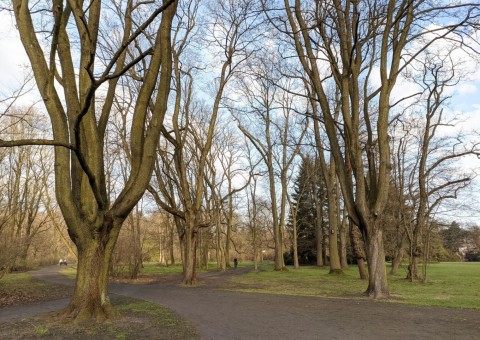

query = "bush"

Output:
[[464, 251, 480, 262], [436, 248, 461, 262]]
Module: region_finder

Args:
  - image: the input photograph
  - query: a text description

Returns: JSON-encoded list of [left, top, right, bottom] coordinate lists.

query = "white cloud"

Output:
[[457, 83, 477, 95], [0, 12, 30, 87]]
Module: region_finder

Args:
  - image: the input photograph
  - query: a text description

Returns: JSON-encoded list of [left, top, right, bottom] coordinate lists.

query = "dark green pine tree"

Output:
[[287, 156, 324, 265]]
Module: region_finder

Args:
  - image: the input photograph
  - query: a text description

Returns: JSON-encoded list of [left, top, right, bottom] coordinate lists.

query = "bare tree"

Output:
[[276, 0, 480, 298], [235, 59, 308, 270], [2, 1, 178, 321], [398, 51, 479, 281], [150, 0, 261, 284], [0, 108, 51, 275]]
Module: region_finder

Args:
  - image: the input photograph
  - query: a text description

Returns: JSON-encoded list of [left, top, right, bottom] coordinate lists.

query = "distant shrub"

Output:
[[436, 248, 461, 262], [464, 251, 480, 262]]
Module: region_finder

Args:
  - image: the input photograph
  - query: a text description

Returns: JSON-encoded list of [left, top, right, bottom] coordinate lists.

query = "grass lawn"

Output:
[[227, 262, 480, 310]]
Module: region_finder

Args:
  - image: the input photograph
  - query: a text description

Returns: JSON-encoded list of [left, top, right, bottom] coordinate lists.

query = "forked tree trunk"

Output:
[[364, 227, 389, 298], [64, 231, 119, 323]]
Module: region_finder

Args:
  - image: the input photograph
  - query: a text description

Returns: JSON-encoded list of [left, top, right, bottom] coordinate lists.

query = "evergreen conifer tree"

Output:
[[287, 156, 325, 264]]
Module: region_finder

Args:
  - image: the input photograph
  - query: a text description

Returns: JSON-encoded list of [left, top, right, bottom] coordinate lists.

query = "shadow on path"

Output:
[[1, 266, 479, 340]]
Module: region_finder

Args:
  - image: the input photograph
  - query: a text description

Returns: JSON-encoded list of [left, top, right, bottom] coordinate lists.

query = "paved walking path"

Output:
[[1, 266, 479, 339]]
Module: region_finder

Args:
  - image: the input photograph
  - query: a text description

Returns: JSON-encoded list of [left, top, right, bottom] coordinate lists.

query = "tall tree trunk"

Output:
[[390, 235, 406, 275], [356, 258, 367, 280], [215, 212, 226, 271], [225, 217, 232, 268], [268, 166, 285, 271], [350, 221, 367, 279], [292, 217, 299, 269], [313, 172, 324, 267], [364, 226, 389, 298], [182, 222, 198, 285], [322, 154, 342, 274], [169, 222, 175, 266], [339, 211, 349, 269], [407, 245, 421, 281]]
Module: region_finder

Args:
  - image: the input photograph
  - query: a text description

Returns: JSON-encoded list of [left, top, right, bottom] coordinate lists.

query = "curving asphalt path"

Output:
[[1, 266, 479, 339]]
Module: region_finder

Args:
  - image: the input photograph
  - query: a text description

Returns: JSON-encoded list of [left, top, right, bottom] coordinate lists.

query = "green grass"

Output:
[[34, 327, 49, 336], [59, 267, 77, 279], [62, 261, 237, 279], [227, 262, 480, 310], [389, 262, 480, 309], [140, 263, 185, 275], [1, 272, 32, 285], [140, 262, 225, 275]]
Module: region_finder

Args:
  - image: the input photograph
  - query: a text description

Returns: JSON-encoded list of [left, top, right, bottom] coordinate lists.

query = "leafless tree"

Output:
[[2, 0, 178, 321], [274, 0, 480, 298]]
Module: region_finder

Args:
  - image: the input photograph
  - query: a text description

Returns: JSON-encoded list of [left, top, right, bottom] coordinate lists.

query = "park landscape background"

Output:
[[0, 0, 480, 329]]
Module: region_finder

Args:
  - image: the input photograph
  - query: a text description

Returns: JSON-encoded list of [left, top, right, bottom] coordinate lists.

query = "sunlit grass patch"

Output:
[[387, 262, 480, 309], [140, 263, 185, 275], [59, 267, 77, 279], [229, 265, 367, 298], [227, 262, 480, 309]]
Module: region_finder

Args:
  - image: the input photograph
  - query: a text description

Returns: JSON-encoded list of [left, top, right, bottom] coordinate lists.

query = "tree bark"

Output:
[[364, 226, 389, 298], [182, 223, 198, 285], [390, 236, 406, 275], [339, 210, 349, 269], [64, 223, 120, 322], [292, 216, 299, 269], [357, 258, 368, 281], [350, 221, 367, 280], [313, 181, 324, 267]]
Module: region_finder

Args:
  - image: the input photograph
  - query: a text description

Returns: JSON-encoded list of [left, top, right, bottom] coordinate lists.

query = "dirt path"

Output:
[[1, 266, 479, 339]]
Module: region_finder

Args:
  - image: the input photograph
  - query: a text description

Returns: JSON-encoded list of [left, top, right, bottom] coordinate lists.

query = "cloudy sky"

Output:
[[1, 10, 480, 224]]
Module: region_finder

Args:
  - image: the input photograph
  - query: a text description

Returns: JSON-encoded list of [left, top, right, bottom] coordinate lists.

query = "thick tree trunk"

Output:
[[64, 236, 117, 323], [364, 227, 389, 298], [182, 222, 198, 285]]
